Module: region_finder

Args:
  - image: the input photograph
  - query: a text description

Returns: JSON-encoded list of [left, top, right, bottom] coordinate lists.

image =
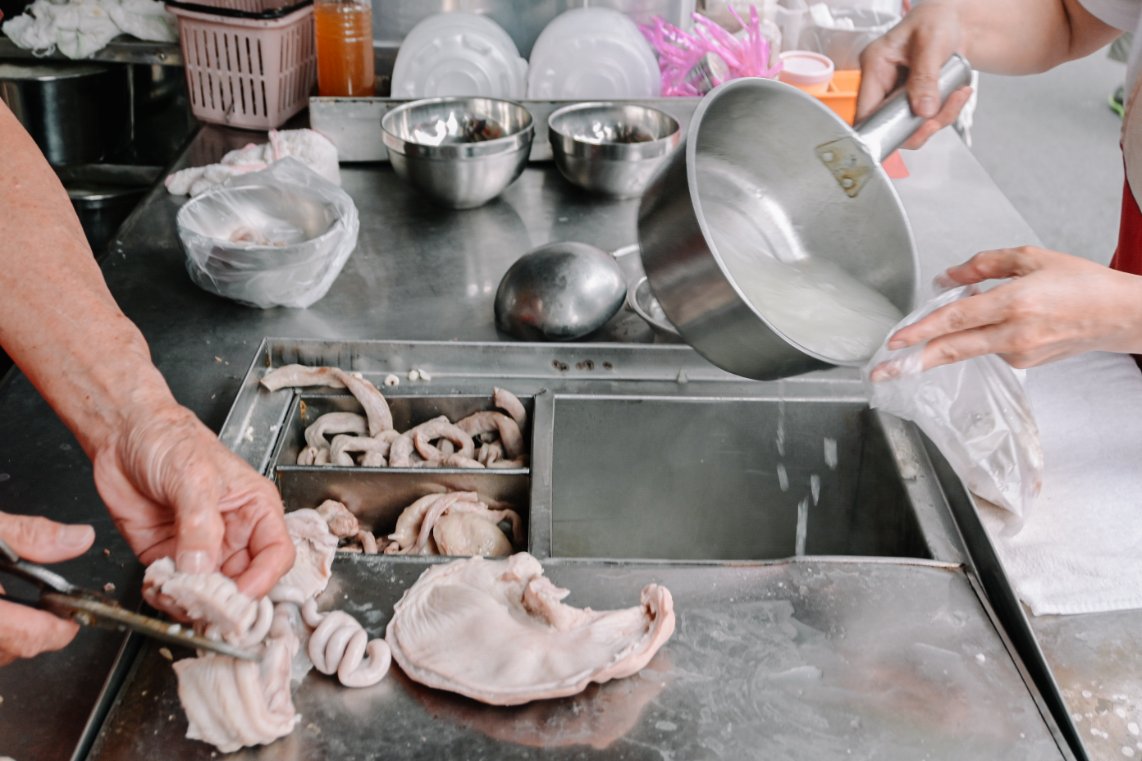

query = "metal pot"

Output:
[[638, 55, 972, 380], [57, 165, 160, 255], [0, 61, 131, 166]]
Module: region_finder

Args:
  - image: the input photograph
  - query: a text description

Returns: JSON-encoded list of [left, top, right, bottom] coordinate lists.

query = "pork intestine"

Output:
[[147, 504, 391, 752]]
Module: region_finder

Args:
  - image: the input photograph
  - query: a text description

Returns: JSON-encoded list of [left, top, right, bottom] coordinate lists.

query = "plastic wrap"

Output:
[[176, 158, 359, 309], [863, 286, 1043, 530]]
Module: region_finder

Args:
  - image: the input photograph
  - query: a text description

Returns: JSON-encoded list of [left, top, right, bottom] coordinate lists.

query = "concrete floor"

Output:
[[969, 49, 1127, 265]]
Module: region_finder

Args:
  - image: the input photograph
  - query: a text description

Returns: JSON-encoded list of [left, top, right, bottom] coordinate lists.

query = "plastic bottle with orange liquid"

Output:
[[314, 0, 376, 97]]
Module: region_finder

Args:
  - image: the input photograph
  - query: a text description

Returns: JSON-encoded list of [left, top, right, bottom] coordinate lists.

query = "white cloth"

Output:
[[977, 351, 1142, 615], [1, 0, 175, 59], [165, 130, 341, 197], [1079, 0, 1142, 93]]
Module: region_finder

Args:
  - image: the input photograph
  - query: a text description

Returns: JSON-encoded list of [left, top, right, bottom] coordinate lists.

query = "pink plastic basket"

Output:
[[167, 3, 316, 130], [173, 0, 297, 13]]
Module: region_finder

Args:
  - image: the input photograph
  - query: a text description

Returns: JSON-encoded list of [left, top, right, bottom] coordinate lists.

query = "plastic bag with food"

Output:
[[863, 286, 1043, 531], [176, 158, 358, 309]]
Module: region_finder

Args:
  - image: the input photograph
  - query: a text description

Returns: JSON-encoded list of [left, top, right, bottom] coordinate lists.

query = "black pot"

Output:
[[0, 61, 131, 166]]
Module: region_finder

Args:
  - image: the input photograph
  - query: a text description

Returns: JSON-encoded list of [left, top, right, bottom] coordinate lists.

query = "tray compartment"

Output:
[[278, 469, 531, 554], [271, 391, 533, 471], [272, 391, 533, 555], [548, 396, 931, 561]]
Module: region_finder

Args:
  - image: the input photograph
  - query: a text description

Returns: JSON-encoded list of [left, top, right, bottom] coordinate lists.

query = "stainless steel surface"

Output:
[[309, 95, 701, 162], [920, 434, 1086, 760], [627, 275, 679, 337], [638, 76, 923, 380], [548, 102, 681, 198], [549, 397, 942, 561], [1031, 610, 1142, 761], [0, 60, 131, 166], [381, 96, 534, 208], [494, 241, 627, 340], [0, 36, 183, 66], [0, 125, 1128, 761], [89, 559, 1066, 761], [60, 165, 161, 255]]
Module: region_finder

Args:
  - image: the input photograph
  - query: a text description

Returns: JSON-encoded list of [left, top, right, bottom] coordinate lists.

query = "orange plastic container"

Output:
[[813, 69, 909, 178], [314, 0, 376, 97], [816, 69, 860, 125]]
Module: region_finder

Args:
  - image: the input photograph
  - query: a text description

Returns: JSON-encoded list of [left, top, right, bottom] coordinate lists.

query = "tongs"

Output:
[[0, 536, 259, 661]]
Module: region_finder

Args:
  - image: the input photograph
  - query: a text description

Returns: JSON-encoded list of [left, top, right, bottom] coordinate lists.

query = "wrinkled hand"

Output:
[[91, 402, 293, 599], [0, 512, 95, 665], [856, 0, 973, 148], [879, 246, 1142, 373]]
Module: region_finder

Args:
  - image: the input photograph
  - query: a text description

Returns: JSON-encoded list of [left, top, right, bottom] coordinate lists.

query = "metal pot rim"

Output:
[[681, 77, 918, 368]]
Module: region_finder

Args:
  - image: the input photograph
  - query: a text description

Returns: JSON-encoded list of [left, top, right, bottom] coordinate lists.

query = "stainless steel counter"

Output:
[[0, 123, 1134, 761]]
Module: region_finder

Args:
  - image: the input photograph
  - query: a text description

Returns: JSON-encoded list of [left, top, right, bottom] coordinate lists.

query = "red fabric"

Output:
[[1111, 177, 1142, 370], [1111, 177, 1142, 276]]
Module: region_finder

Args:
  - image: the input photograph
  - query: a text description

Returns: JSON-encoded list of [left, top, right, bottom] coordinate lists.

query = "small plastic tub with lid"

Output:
[[778, 50, 835, 95]]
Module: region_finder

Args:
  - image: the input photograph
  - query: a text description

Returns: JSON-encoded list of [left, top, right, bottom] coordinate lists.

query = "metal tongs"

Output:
[[0, 536, 259, 661]]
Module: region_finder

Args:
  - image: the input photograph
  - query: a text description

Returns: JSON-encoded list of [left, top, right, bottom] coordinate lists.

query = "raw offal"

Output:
[[260, 364, 528, 469], [330, 493, 523, 557], [269, 509, 338, 605], [385, 553, 674, 705], [143, 507, 390, 753]]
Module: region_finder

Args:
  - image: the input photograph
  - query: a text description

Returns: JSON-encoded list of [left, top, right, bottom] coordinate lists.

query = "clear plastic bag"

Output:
[[863, 286, 1044, 530], [176, 158, 359, 309]]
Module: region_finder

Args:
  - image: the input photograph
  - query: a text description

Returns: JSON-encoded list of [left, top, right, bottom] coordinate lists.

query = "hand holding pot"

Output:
[[855, 1, 973, 148]]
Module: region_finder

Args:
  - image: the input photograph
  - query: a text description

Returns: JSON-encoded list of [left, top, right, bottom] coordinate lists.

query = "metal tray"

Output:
[[84, 339, 1074, 760]]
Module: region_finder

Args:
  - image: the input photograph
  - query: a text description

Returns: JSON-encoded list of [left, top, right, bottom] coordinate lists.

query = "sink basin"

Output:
[[549, 396, 941, 561]]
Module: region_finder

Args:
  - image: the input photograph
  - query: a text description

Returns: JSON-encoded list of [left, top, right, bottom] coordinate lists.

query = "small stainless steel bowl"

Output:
[[627, 276, 679, 338], [548, 102, 681, 198], [382, 96, 534, 209]]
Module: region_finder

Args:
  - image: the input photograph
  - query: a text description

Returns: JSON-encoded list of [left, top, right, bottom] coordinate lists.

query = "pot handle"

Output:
[[855, 54, 973, 162]]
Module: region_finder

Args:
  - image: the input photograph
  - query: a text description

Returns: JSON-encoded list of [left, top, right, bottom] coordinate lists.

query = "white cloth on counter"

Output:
[[165, 130, 341, 197], [2, 0, 175, 60], [977, 351, 1142, 616]]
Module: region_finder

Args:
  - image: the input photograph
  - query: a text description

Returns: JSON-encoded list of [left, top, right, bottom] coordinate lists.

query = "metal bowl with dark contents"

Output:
[[382, 96, 534, 209], [548, 102, 681, 198]]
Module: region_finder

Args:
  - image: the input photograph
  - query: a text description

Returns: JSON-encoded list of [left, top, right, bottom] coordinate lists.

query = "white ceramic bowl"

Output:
[[392, 12, 527, 100], [527, 8, 661, 100]]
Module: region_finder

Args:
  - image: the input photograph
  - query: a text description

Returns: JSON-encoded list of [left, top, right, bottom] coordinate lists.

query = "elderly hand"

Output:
[[90, 401, 294, 599], [0, 512, 95, 665], [856, 0, 973, 148], [877, 247, 1142, 373]]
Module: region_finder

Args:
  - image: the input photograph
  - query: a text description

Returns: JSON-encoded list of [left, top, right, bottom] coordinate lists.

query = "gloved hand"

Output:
[[91, 401, 294, 600], [0, 511, 95, 666], [874, 246, 1142, 372]]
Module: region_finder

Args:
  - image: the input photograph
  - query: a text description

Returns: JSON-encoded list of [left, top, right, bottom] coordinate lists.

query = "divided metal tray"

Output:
[[86, 339, 1074, 760]]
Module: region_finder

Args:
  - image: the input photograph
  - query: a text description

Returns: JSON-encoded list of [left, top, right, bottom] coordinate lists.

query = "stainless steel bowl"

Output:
[[382, 96, 534, 209], [627, 276, 679, 338], [548, 102, 681, 198]]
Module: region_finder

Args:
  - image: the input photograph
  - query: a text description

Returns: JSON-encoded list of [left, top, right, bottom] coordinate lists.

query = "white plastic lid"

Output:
[[778, 50, 835, 87], [527, 8, 661, 100], [391, 13, 528, 100]]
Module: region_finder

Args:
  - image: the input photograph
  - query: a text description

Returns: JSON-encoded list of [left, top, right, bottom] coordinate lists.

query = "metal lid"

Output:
[[0, 61, 113, 81]]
